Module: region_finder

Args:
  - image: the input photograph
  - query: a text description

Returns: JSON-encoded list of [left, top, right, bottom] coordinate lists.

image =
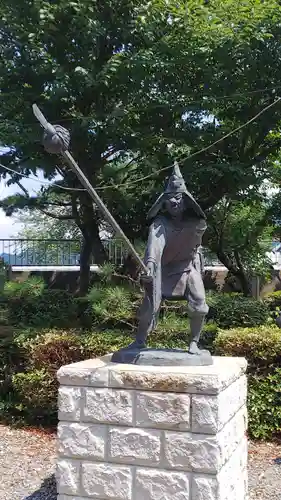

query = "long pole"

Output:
[[32, 104, 148, 274]]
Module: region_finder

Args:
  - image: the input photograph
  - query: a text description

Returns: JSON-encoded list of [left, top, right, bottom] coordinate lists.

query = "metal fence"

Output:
[[0, 238, 222, 267], [0, 239, 127, 267]]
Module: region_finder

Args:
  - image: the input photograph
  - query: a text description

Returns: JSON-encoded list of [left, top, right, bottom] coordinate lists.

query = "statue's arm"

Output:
[[144, 218, 166, 271], [195, 219, 207, 275], [198, 246, 205, 275]]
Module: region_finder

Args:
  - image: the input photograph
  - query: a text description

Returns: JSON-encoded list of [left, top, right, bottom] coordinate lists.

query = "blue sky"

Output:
[[0, 171, 58, 238], [0, 145, 66, 237]]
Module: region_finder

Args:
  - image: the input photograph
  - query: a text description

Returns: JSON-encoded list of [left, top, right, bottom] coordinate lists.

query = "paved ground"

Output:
[[249, 441, 281, 499], [0, 424, 280, 499], [0, 425, 56, 500]]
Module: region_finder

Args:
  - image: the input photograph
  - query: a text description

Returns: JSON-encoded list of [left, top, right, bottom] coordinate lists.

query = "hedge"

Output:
[[206, 292, 269, 328], [214, 325, 281, 374], [214, 325, 281, 438], [1, 323, 281, 438], [2, 279, 271, 331], [3, 277, 79, 328], [1, 278, 280, 438]]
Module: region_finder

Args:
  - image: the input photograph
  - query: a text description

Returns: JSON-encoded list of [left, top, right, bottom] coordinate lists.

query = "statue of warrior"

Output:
[[132, 163, 209, 355], [33, 103, 209, 361]]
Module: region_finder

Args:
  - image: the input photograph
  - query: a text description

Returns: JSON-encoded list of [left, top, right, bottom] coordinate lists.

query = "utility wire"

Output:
[[0, 96, 280, 194], [0, 84, 279, 126]]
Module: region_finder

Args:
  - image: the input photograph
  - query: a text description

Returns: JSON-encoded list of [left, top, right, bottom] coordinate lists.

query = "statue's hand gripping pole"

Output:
[[32, 104, 148, 275]]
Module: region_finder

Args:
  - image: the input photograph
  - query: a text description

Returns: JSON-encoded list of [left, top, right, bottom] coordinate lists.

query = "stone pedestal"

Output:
[[56, 355, 248, 500]]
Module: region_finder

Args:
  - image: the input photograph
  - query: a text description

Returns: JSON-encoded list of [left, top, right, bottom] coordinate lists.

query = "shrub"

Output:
[[12, 369, 57, 425], [214, 324, 281, 439], [0, 334, 26, 392], [0, 306, 280, 437], [248, 370, 281, 439], [207, 293, 269, 328], [263, 290, 281, 321], [4, 276, 45, 299], [87, 284, 139, 328], [263, 290, 281, 311], [199, 322, 218, 351], [214, 325, 281, 373], [29, 331, 85, 372], [7, 288, 78, 328], [82, 330, 132, 358], [151, 314, 218, 350], [19, 328, 133, 372]]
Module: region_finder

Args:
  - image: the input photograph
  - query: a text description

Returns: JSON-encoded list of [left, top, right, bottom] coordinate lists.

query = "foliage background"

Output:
[[0, 277, 281, 439], [1, 0, 281, 293]]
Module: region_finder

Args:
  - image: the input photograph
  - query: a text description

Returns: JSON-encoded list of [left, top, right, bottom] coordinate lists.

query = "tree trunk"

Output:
[[217, 249, 251, 296], [76, 198, 109, 295], [89, 221, 108, 265], [233, 250, 251, 296], [78, 228, 108, 295]]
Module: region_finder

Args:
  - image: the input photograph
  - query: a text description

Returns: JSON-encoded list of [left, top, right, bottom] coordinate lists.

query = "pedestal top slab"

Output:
[[111, 347, 213, 366], [57, 355, 247, 395]]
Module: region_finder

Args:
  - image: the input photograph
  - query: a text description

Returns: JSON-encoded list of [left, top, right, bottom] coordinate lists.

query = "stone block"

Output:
[[219, 407, 247, 465], [81, 462, 132, 499], [135, 468, 190, 500], [82, 388, 133, 425], [218, 437, 248, 500], [136, 391, 190, 430], [164, 407, 246, 473], [57, 356, 247, 394], [191, 476, 219, 500], [57, 358, 109, 387], [58, 422, 106, 459], [57, 459, 80, 496], [58, 387, 81, 422], [109, 357, 247, 394], [192, 375, 247, 433], [109, 427, 161, 465], [191, 437, 248, 500]]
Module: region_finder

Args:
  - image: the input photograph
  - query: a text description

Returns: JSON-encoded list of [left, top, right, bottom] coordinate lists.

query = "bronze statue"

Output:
[[34, 106, 210, 364], [131, 162, 209, 356]]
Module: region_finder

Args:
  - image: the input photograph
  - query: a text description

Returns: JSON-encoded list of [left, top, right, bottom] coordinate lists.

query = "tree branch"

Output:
[[38, 208, 75, 220], [15, 180, 29, 197], [40, 201, 73, 207]]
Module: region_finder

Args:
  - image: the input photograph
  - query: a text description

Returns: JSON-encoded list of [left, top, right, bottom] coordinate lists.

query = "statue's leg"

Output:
[[130, 281, 161, 348], [186, 267, 209, 354]]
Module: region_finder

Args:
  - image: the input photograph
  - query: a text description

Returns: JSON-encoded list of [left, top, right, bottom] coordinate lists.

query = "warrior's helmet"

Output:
[[147, 162, 206, 220]]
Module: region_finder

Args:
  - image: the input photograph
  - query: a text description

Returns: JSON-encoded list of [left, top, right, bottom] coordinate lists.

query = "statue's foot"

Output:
[[127, 340, 147, 350], [188, 341, 203, 355]]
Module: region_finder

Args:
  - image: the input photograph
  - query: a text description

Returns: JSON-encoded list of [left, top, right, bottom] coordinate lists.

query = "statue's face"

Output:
[[164, 193, 185, 217]]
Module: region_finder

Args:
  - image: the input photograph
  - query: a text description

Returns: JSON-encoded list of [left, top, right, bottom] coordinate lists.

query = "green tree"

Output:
[[1, 0, 281, 293], [206, 193, 275, 295]]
